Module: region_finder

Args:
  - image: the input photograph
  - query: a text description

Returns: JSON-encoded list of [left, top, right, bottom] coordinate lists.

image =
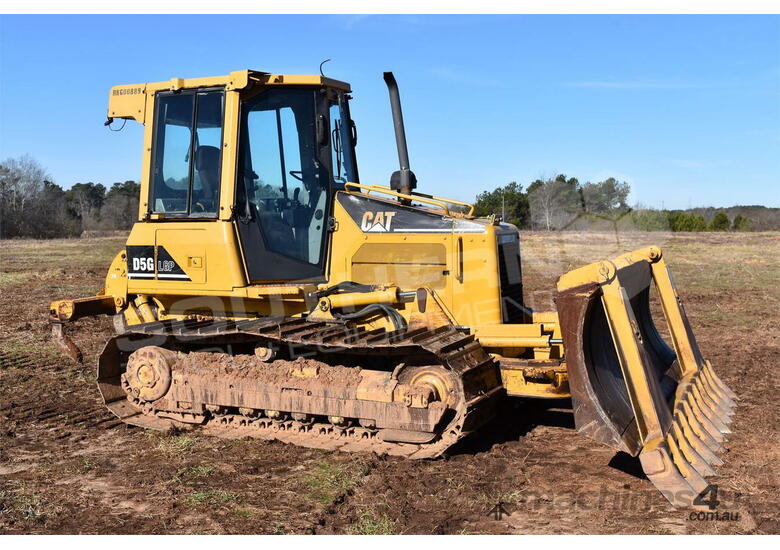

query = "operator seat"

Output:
[[194, 145, 220, 212]]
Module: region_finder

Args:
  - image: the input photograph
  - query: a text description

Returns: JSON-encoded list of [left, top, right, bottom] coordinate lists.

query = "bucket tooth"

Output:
[[666, 433, 709, 495], [685, 392, 726, 442], [671, 418, 716, 477], [690, 385, 731, 434], [639, 444, 705, 508], [681, 399, 724, 455], [701, 364, 725, 393], [676, 406, 723, 466], [704, 361, 737, 401], [694, 376, 734, 418]]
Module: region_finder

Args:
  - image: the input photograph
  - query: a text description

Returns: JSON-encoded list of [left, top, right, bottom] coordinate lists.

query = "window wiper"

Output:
[[332, 119, 343, 181]]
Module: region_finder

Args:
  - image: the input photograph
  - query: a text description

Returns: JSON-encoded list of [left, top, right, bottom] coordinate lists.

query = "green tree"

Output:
[[580, 177, 631, 216], [102, 180, 141, 230], [731, 213, 750, 231], [66, 182, 106, 230], [630, 209, 669, 231], [473, 181, 530, 228], [668, 211, 685, 231], [689, 214, 707, 231], [668, 211, 707, 232], [709, 211, 730, 231]]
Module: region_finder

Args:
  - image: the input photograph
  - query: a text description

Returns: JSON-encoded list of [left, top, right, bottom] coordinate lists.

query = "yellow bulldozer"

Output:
[[49, 69, 736, 508]]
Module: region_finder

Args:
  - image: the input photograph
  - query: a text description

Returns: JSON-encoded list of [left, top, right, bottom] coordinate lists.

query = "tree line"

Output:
[[473, 174, 774, 232], [1, 155, 776, 239], [1, 156, 139, 238]]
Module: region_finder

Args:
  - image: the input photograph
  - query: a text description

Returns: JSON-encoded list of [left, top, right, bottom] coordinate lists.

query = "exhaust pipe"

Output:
[[383, 72, 417, 198]]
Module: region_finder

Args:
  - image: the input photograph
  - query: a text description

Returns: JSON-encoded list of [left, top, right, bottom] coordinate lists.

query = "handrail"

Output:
[[344, 182, 475, 217]]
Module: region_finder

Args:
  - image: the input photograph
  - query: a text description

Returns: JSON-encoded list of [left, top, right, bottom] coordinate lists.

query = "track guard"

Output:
[[556, 246, 737, 508]]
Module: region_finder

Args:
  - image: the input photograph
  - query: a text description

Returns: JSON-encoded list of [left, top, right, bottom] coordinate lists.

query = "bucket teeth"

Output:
[[692, 381, 733, 428], [694, 375, 734, 418], [670, 418, 716, 477], [639, 443, 709, 509], [691, 384, 732, 434], [666, 433, 709, 495], [685, 391, 726, 442], [699, 371, 736, 409], [679, 399, 723, 460], [704, 361, 738, 401], [640, 361, 737, 508], [675, 407, 722, 466]]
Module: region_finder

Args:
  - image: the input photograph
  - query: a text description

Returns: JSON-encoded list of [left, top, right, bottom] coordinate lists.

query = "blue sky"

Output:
[[1, 14, 778, 209]]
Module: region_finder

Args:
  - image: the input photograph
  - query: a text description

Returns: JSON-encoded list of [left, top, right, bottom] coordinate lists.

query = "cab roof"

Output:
[[108, 70, 351, 123]]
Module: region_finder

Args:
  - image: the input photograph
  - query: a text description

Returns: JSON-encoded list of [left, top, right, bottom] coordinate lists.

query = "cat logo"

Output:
[[361, 211, 396, 232]]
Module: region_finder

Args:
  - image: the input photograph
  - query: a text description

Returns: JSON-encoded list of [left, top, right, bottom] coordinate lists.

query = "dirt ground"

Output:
[[1, 231, 778, 534]]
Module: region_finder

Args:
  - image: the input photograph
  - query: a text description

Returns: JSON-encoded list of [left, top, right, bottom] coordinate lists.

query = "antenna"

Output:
[[319, 59, 332, 77]]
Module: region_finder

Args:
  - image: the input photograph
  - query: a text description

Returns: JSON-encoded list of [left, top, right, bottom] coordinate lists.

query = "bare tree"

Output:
[[527, 175, 581, 230], [0, 155, 51, 237]]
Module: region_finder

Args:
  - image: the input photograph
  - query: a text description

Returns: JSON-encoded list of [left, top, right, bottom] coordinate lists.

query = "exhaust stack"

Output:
[[383, 71, 417, 197]]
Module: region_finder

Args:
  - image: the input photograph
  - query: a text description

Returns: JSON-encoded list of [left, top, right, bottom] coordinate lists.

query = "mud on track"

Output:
[[1, 232, 778, 534]]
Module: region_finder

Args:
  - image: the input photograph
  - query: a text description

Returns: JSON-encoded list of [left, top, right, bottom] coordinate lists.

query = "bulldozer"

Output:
[[49, 69, 736, 508]]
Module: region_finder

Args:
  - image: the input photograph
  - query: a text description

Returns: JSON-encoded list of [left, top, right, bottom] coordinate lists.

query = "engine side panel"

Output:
[[328, 192, 506, 328]]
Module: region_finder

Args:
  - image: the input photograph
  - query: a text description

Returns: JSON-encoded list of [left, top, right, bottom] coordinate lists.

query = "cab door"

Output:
[[235, 87, 331, 282]]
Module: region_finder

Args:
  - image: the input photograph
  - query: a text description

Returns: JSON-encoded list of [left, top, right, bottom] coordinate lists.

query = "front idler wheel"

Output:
[[122, 346, 176, 404]]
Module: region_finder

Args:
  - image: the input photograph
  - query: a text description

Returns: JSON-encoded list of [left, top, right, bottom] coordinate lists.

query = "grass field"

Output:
[[1, 231, 778, 534]]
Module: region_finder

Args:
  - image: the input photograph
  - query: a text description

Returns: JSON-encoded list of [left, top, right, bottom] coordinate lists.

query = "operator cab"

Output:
[[131, 71, 358, 283]]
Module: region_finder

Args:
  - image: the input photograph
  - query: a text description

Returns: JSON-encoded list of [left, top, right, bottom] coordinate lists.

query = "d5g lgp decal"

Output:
[[126, 245, 191, 281]]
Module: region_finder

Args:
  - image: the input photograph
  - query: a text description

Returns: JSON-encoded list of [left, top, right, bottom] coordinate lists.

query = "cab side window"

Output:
[[150, 89, 224, 216]]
